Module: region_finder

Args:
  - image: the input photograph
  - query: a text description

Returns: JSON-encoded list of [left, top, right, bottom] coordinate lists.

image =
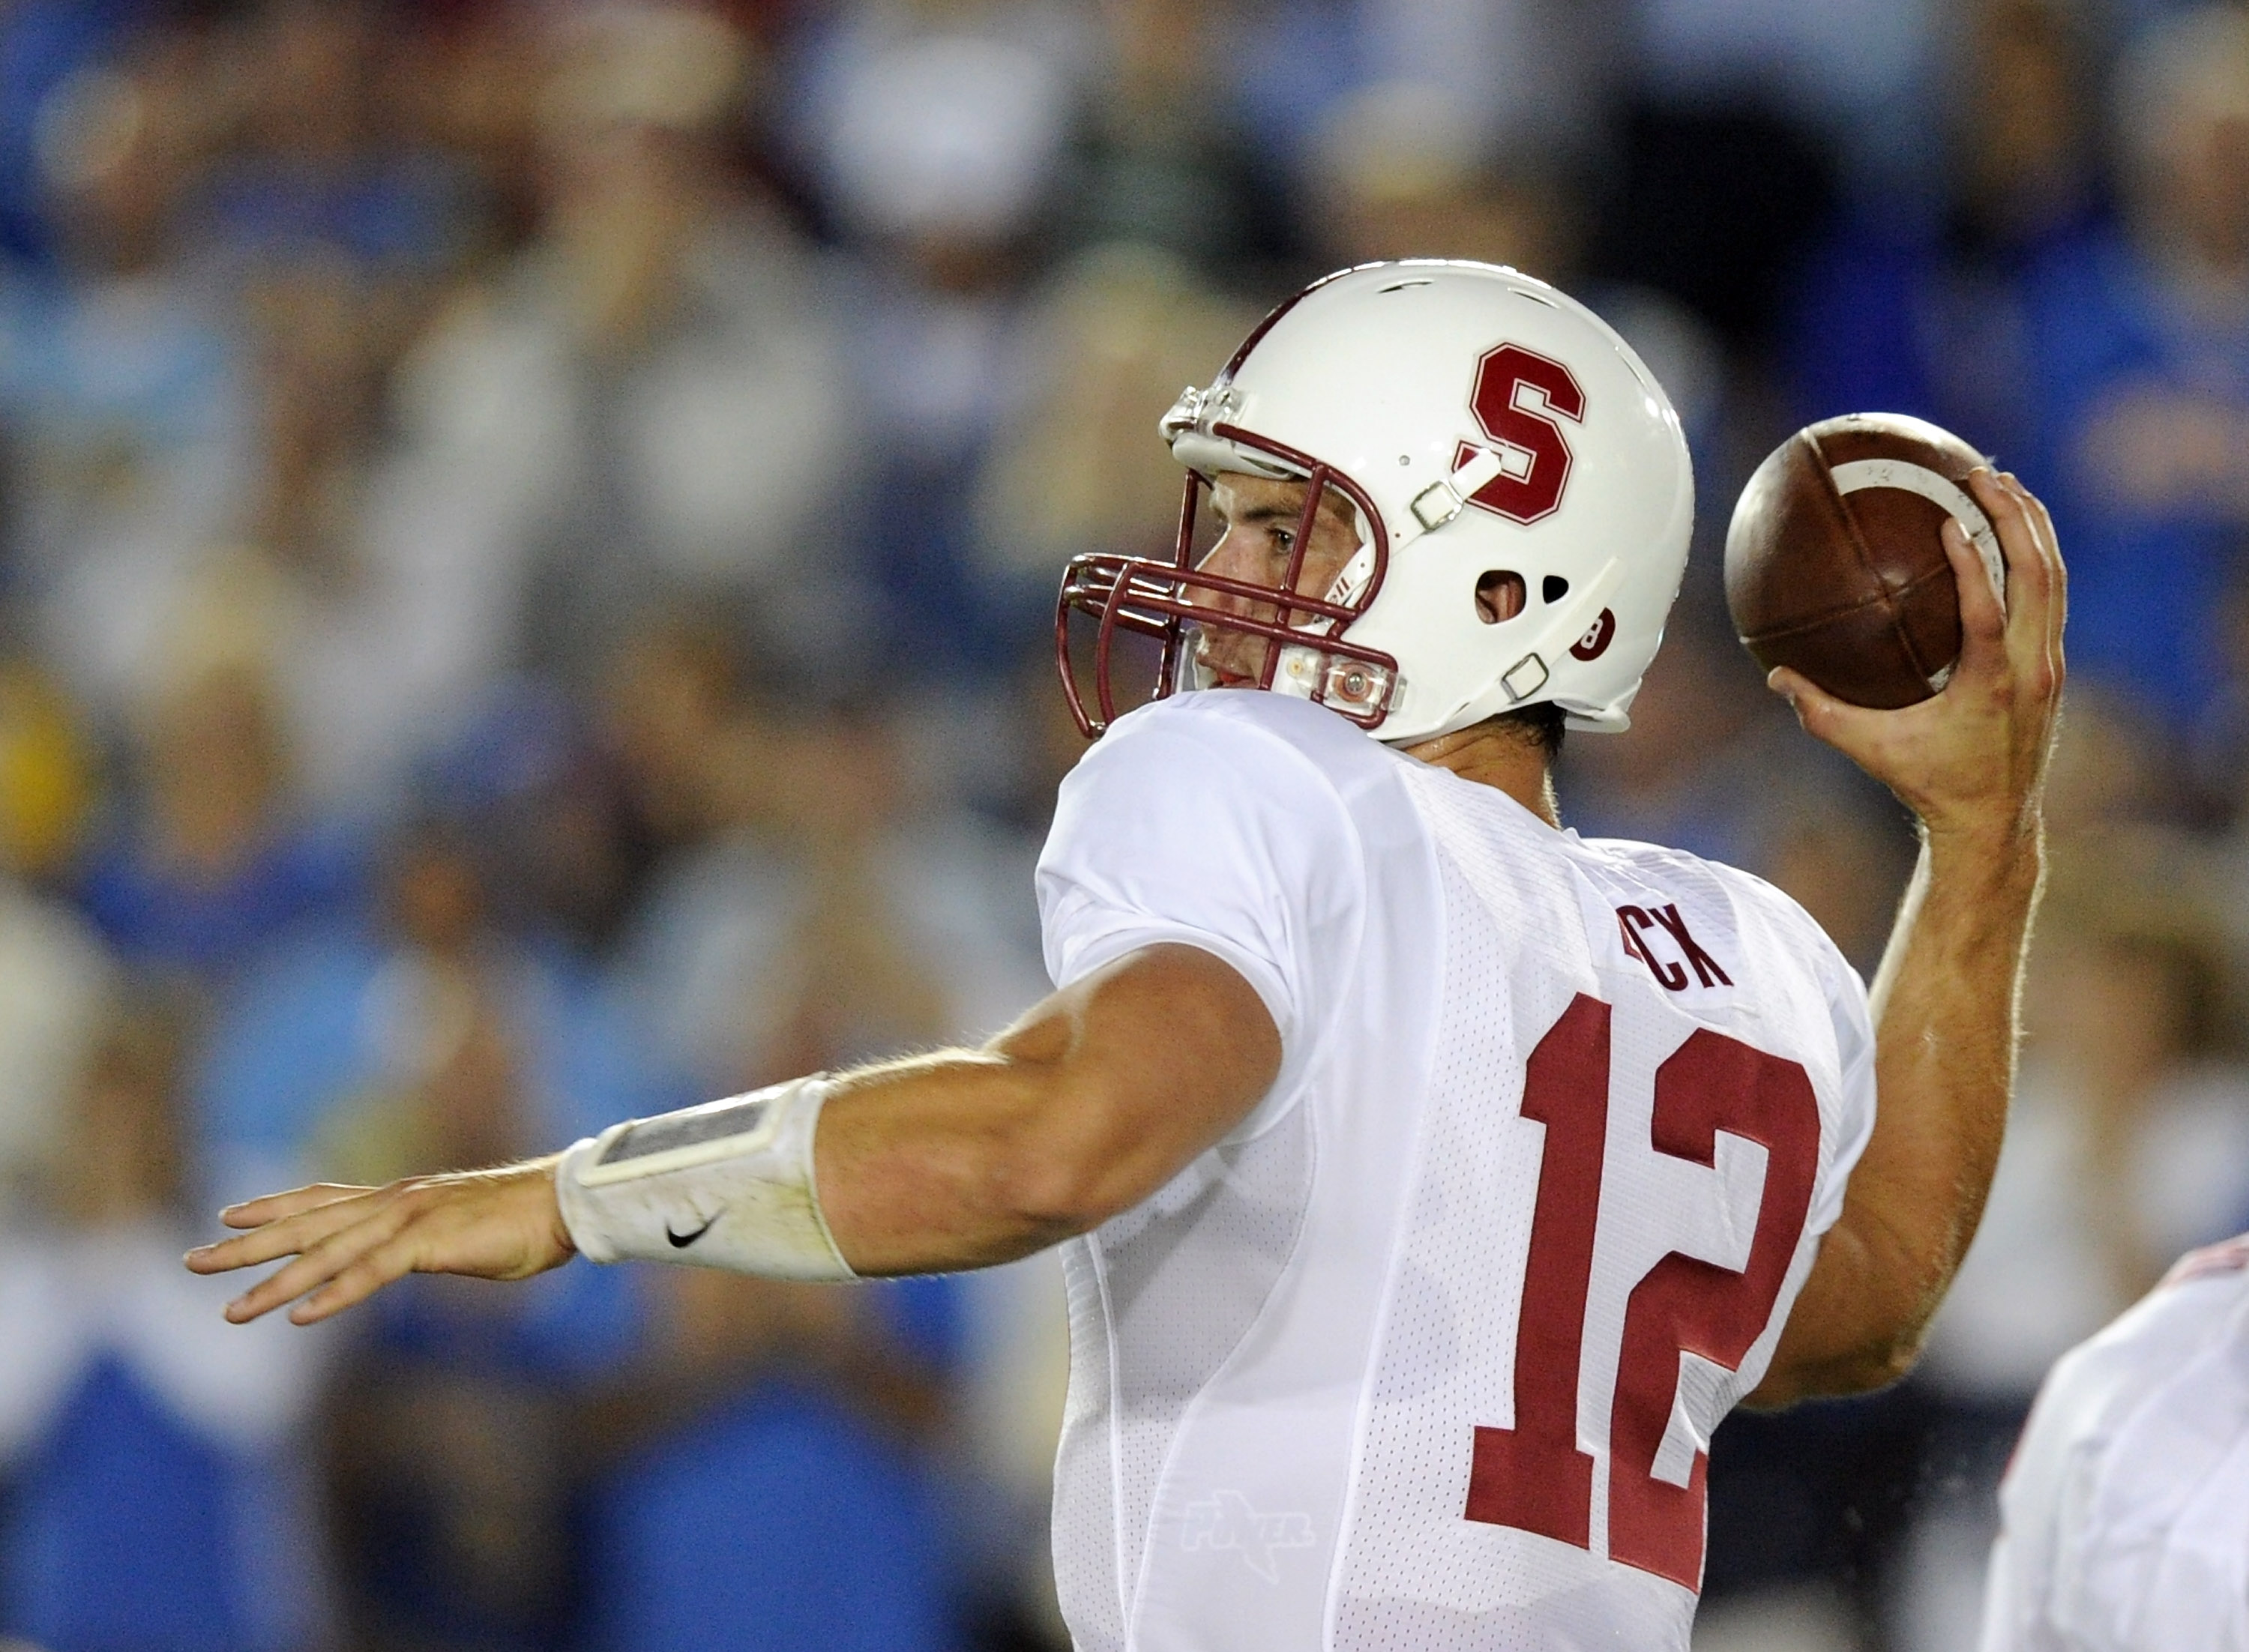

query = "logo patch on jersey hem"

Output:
[[1181, 1491, 1316, 1582]]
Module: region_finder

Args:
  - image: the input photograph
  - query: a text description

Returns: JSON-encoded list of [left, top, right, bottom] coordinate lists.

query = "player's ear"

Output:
[[1476, 571, 1526, 624]]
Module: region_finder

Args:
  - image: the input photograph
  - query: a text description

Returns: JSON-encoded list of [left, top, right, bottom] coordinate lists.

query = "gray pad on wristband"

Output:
[[556, 1076, 854, 1280]]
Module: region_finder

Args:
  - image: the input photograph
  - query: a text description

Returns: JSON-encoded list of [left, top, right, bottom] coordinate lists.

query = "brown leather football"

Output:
[[1723, 412, 2002, 709]]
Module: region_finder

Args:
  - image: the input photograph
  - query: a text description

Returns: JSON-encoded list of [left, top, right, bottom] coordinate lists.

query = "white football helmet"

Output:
[[1056, 259, 1693, 743]]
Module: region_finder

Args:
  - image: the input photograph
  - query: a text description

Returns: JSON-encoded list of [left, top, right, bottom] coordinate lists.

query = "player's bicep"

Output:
[[992, 943, 1282, 1229]]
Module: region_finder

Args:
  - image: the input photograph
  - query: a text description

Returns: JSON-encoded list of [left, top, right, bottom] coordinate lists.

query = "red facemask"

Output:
[[1053, 427, 1403, 738]]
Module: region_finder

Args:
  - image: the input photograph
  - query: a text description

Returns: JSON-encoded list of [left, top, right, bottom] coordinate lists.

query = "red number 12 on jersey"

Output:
[[1463, 993, 1820, 1590]]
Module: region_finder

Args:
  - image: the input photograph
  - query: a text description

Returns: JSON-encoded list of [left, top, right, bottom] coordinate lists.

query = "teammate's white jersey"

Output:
[[1034, 692, 1876, 1651], [1979, 1236, 2249, 1652]]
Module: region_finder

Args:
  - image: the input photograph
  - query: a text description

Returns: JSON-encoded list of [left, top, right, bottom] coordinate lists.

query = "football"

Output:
[[1723, 412, 2005, 709]]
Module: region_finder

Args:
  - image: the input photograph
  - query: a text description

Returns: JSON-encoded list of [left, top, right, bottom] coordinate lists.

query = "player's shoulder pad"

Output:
[[2161, 1232, 2249, 1291], [1577, 833, 1860, 987], [1703, 856, 1833, 938], [2045, 1235, 2249, 1417], [1707, 855, 1867, 998], [1572, 833, 1789, 923]]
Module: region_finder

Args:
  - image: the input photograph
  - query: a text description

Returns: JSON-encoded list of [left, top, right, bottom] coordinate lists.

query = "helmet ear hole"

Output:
[[1543, 575, 1570, 603], [1475, 570, 1526, 625]]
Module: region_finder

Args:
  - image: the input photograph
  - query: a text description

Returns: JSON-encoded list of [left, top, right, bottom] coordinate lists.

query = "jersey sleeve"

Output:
[[1808, 940, 1877, 1243], [1034, 698, 1364, 1129]]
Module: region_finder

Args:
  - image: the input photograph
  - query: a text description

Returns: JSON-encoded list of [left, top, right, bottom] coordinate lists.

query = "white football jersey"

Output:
[[1035, 691, 1876, 1652], [1979, 1236, 2249, 1652]]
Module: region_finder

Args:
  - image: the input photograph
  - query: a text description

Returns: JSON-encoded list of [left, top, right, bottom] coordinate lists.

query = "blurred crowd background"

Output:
[[0, 0, 2244, 1648]]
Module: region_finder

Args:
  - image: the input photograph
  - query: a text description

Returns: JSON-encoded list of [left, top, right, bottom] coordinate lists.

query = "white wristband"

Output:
[[554, 1075, 855, 1280]]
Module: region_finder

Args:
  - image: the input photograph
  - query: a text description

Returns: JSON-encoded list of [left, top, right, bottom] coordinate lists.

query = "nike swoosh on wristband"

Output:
[[666, 1218, 715, 1249]]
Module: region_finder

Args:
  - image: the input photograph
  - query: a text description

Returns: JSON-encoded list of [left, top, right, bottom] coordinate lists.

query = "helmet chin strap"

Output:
[[1396, 445, 1514, 548], [1426, 556, 1627, 738]]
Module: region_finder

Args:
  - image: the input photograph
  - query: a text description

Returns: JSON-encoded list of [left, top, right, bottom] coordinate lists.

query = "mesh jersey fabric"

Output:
[[1034, 691, 1876, 1651], [1980, 1238, 2249, 1652]]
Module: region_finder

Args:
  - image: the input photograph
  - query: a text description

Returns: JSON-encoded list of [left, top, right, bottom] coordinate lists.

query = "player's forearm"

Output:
[[813, 1044, 1110, 1274], [816, 947, 1278, 1274], [1756, 823, 2042, 1404], [1857, 823, 2042, 1336]]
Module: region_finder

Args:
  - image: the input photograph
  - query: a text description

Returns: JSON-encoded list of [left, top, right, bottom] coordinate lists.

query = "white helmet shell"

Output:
[[1158, 260, 1693, 742]]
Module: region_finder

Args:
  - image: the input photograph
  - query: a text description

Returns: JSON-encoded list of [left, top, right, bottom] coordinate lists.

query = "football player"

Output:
[[1979, 1235, 2249, 1650], [190, 261, 2065, 1648]]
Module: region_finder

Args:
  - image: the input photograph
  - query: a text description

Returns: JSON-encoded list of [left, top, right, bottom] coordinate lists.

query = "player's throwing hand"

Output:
[[1767, 468, 2065, 848], [184, 1162, 573, 1324]]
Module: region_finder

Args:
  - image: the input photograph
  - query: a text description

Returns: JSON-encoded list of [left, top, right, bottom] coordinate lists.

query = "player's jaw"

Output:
[[1191, 624, 1274, 689]]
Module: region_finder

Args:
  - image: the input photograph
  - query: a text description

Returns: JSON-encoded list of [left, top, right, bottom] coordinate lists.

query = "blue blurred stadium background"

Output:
[[0, 1, 2245, 1647]]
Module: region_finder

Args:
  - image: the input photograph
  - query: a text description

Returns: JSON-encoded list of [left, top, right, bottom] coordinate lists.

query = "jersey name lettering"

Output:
[[1616, 903, 1732, 992]]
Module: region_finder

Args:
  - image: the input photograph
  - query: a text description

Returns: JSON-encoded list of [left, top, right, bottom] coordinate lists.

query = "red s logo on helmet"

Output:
[[1454, 343, 1586, 525]]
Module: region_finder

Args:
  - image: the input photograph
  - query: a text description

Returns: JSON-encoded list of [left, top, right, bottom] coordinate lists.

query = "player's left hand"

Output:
[[1768, 468, 2065, 854], [184, 1159, 575, 1324]]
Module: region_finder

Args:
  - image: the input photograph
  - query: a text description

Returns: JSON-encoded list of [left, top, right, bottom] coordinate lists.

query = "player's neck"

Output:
[[1401, 725, 1562, 830]]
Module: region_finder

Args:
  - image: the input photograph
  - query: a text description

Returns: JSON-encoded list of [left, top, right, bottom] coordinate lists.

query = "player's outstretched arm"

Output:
[[1748, 468, 2064, 1408], [187, 943, 1280, 1323]]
